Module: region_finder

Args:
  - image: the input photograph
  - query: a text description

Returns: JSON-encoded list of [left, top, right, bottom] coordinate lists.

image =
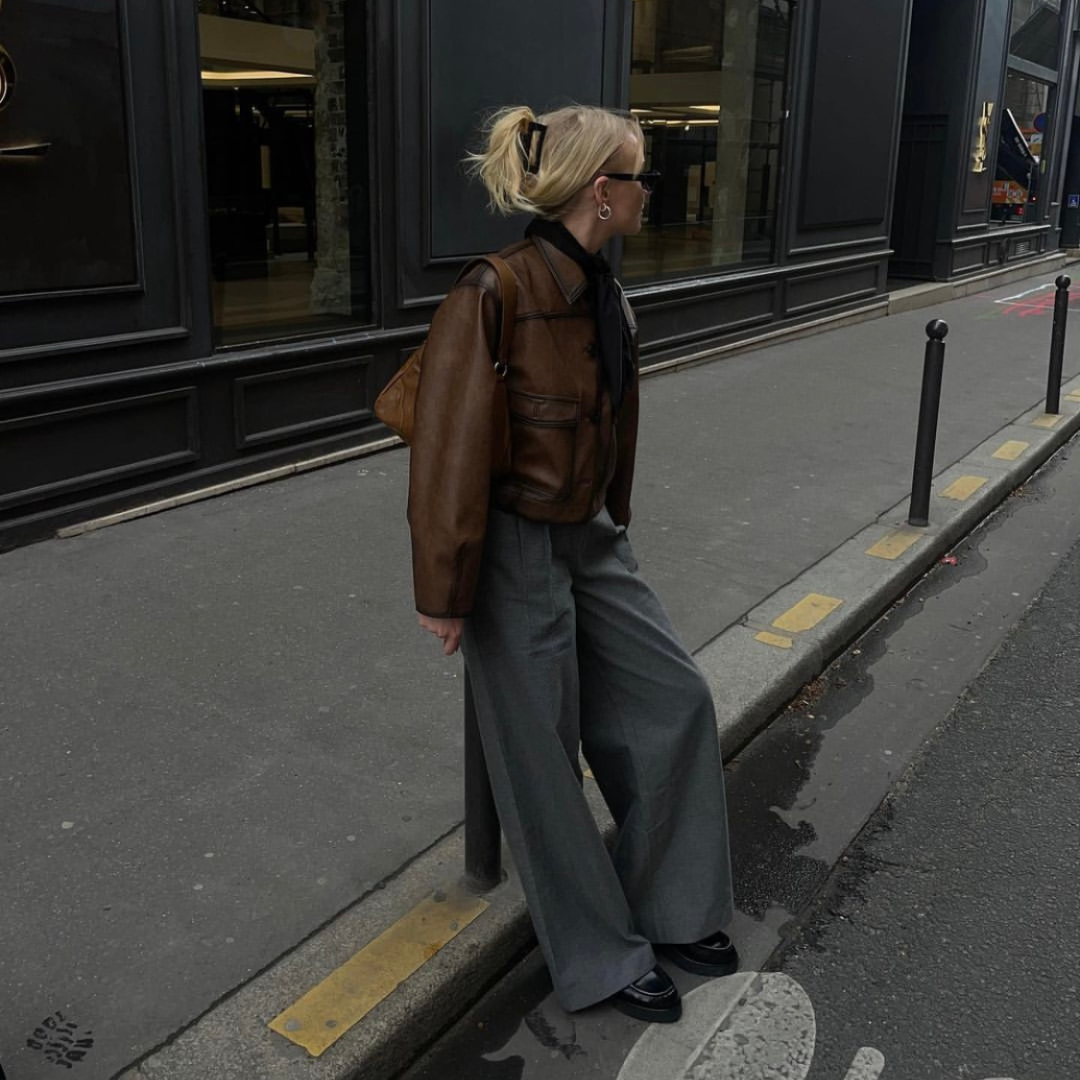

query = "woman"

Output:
[[407, 104, 737, 1023]]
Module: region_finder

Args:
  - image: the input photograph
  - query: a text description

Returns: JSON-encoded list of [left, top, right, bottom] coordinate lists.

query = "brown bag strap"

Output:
[[459, 255, 517, 375], [483, 255, 517, 370]]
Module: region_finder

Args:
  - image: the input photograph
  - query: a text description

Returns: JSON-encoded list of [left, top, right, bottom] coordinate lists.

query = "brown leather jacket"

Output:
[[407, 234, 641, 617]]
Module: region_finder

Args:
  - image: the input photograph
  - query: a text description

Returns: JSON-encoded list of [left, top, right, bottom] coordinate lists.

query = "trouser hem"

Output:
[[557, 943, 658, 1013]]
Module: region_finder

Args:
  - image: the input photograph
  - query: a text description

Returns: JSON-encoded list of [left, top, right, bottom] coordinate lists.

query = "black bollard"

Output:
[[908, 319, 949, 528], [463, 668, 502, 892], [1045, 274, 1071, 415]]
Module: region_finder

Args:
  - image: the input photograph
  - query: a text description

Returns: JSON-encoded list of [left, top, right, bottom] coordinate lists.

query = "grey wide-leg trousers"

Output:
[[462, 505, 734, 1012]]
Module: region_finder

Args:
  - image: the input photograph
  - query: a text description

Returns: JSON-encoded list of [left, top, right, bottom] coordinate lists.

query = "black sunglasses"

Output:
[[597, 170, 662, 194]]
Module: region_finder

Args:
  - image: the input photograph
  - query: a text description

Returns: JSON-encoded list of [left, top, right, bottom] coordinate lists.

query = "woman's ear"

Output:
[[593, 177, 609, 206]]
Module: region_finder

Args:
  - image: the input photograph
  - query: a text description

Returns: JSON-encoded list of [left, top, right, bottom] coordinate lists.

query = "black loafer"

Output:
[[608, 964, 682, 1023], [665, 930, 739, 977]]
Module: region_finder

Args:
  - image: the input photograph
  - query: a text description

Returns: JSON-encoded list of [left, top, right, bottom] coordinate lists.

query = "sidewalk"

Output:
[[2, 260, 1079, 1080]]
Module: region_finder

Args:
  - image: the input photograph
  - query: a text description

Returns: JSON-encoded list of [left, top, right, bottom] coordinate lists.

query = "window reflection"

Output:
[[624, 0, 791, 282], [198, 0, 367, 345], [1009, 0, 1061, 69], [992, 73, 1050, 224]]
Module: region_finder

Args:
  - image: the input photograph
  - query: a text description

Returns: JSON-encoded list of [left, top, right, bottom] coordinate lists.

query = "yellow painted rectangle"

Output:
[[269, 884, 489, 1056], [940, 475, 988, 501], [1032, 413, 1063, 429], [865, 528, 922, 561], [1065, 391, 1080, 402], [992, 440, 1029, 461], [755, 630, 794, 649], [772, 593, 842, 633]]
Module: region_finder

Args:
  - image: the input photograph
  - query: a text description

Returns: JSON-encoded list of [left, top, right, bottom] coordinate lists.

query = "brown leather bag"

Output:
[[374, 255, 518, 476]]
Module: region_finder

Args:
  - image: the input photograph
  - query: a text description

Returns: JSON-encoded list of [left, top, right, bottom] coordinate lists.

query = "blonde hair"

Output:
[[466, 104, 641, 219]]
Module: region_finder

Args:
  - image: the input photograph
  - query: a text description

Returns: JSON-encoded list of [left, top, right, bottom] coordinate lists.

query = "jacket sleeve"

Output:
[[407, 279, 500, 617], [605, 347, 640, 528]]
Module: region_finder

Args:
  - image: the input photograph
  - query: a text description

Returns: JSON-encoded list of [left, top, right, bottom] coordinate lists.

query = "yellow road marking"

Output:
[[940, 475, 988, 501], [1032, 413, 1063, 429], [269, 884, 489, 1056], [772, 594, 842, 634], [1065, 391, 1080, 402], [865, 528, 922, 561], [755, 631, 793, 649], [992, 440, 1029, 461]]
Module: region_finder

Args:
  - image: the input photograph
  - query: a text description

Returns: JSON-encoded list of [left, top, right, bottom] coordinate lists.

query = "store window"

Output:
[[623, 0, 792, 282], [992, 74, 1052, 224], [197, 1, 368, 345]]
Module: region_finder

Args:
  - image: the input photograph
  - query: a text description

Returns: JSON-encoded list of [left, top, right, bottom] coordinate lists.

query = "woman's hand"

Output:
[[418, 614, 465, 656]]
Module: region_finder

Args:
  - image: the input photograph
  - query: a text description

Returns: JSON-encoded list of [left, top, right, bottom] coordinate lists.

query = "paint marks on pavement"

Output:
[[1031, 413, 1064, 429], [940, 475, 988, 501], [994, 282, 1080, 318], [772, 594, 843, 634], [865, 528, 922, 561], [269, 883, 488, 1056], [992, 440, 1030, 461], [616, 972, 1013, 1079]]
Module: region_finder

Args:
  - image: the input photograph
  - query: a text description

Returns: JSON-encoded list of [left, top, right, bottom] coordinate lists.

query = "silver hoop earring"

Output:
[[598, 203, 612, 222]]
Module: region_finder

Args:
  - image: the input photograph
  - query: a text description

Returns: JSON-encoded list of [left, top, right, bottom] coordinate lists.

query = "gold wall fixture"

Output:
[[973, 101, 995, 173]]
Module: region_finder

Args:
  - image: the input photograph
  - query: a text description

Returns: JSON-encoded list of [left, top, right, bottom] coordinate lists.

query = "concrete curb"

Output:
[[118, 374, 1080, 1080]]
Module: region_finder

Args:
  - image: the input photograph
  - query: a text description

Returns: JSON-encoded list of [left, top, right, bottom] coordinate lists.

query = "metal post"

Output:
[[908, 319, 949, 528], [463, 667, 502, 892], [1046, 274, 1071, 416]]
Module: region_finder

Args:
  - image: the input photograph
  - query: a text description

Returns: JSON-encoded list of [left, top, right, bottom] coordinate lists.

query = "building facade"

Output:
[[1, 0, 1076, 548]]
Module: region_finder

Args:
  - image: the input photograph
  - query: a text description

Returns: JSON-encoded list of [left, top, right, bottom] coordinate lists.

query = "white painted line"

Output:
[[843, 1047, 886, 1080], [617, 974, 815, 1079], [994, 282, 1054, 304]]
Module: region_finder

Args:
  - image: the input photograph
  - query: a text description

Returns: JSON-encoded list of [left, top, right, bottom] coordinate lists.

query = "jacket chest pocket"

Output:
[[508, 391, 580, 501]]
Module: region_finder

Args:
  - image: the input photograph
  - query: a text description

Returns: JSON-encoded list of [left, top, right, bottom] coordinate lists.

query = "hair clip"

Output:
[[521, 120, 548, 175]]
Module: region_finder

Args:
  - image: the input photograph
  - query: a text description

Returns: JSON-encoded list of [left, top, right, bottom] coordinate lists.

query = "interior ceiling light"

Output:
[[201, 69, 313, 82]]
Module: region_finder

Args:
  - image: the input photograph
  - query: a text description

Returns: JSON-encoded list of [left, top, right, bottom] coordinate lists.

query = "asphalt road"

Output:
[[769, 501, 1080, 1078], [400, 442, 1080, 1079]]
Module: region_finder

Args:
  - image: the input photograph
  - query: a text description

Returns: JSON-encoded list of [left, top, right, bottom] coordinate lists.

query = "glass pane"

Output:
[[198, 1, 368, 345], [624, 0, 792, 282], [991, 73, 1050, 225], [1009, 0, 1061, 69]]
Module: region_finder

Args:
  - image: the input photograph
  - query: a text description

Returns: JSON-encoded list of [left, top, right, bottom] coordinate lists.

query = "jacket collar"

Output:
[[531, 235, 589, 305]]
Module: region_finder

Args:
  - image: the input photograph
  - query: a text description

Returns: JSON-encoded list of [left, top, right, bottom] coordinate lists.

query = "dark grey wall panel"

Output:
[[785, 263, 879, 315], [426, 1, 605, 259], [951, 242, 989, 274], [0, 388, 199, 509], [799, 0, 910, 230], [392, 0, 624, 310], [632, 283, 777, 356], [234, 356, 374, 448]]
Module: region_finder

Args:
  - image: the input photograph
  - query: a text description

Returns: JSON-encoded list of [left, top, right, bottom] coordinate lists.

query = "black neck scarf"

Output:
[[525, 217, 634, 412]]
